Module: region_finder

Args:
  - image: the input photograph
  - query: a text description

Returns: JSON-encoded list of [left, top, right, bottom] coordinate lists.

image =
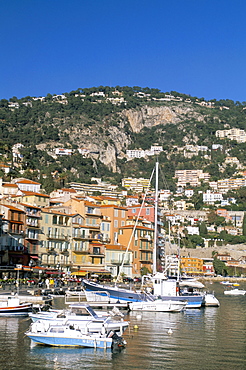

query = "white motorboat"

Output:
[[29, 303, 129, 335], [129, 299, 187, 312], [25, 321, 126, 349], [224, 289, 246, 296]]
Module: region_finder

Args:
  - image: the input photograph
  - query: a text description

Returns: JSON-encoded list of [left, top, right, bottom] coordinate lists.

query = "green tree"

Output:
[[213, 257, 228, 276], [199, 222, 208, 236], [243, 213, 246, 236]]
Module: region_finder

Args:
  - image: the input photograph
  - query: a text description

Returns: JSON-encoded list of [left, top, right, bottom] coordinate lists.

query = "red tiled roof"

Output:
[[0, 204, 24, 212], [2, 183, 18, 188], [16, 179, 41, 185], [18, 191, 50, 198]]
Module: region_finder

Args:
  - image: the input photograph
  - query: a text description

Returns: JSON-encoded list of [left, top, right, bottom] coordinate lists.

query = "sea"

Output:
[[0, 282, 245, 370]]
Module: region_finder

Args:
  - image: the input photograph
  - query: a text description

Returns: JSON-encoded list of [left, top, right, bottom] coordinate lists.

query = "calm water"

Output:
[[0, 282, 245, 370]]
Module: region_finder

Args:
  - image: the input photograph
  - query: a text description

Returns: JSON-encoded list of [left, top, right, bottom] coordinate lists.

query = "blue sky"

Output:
[[1, 0, 246, 101]]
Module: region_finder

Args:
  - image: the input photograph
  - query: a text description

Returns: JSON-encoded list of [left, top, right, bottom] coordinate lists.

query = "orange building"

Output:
[[118, 222, 154, 276], [99, 205, 128, 243], [180, 257, 204, 276]]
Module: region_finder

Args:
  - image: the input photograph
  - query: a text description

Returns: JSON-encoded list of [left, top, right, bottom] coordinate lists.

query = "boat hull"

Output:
[[224, 289, 246, 295], [129, 299, 186, 312], [0, 303, 32, 316], [160, 295, 204, 309], [26, 333, 113, 348], [83, 280, 146, 303]]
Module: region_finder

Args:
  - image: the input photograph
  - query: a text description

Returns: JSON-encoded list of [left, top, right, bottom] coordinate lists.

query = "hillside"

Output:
[[1, 86, 246, 190]]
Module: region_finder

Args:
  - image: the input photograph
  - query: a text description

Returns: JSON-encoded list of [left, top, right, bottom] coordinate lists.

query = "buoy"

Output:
[[168, 328, 173, 335], [134, 325, 139, 330], [136, 314, 142, 320]]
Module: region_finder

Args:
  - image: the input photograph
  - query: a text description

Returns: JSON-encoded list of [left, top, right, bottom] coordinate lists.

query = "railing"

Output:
[[26, 221, 39, 227], [46, 234, 68, 240], [111, 259, 131, 265]]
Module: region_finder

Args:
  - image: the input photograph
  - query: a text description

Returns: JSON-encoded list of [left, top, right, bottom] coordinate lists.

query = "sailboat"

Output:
[[83, 160, 210, 309]]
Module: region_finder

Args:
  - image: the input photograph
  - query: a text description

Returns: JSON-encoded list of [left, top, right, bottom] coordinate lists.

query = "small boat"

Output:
[[129, 299, 187, 312], [220, 281, 232, 285], [203, 292, 220, 307], [0, 296, 32, 316], [224, 289, 246, 296], [25, 322, 126, 349], [29, 303, 129, 335]]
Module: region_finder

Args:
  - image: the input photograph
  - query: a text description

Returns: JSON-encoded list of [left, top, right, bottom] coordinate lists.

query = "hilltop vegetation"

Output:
[[1, 86, 246, 193]]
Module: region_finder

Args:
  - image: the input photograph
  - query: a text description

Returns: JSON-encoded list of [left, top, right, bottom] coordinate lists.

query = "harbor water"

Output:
[[0, 282, 245, 370]]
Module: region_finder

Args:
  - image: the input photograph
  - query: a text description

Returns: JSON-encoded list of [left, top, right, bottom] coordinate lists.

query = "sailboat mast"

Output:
[[153, 160, 159, 275]]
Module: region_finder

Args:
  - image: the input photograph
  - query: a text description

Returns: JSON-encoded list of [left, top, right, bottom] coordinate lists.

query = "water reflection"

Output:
[[0, 283, 245, 370]]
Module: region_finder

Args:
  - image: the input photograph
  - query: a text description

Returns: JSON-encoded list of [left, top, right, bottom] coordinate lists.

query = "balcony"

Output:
[[72, 247, 89, 254], [86, 209, 101, 216], [139, 234, 153, 241], [46, 233, 68, 240], [89, 252, 104, 257], [26, 234, 39, 240], [85, 223, 101, 229], [139, 246, 153, 251], [8, 229, 25, 236], [26, 211, 41, 218], [139, 257, 152, 263], [73, 234, 91, 240], [111, 259, 130, 265], [26, 221, 39, 227], [61, 249, 70, 256], [46, 248, 57, 255]]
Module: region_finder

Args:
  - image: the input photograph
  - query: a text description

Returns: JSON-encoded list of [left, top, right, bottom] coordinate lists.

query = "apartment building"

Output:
[[215, 128, 246, 143], [118, 221, 154, 276], [217, 178, 246, 192], [100, 205, 127, 243], [0, 204, 26, 266], [122, 177, 150, 192], [203, 190, 223, 204], [104, 244, 133, 277], [180, 257, 204, 275], [13, 191, 50, 208], [175, 170, 210, 187]]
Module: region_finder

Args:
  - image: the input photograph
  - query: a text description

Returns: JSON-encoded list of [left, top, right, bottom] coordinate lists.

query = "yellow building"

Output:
[[180, 257, 204, 275]]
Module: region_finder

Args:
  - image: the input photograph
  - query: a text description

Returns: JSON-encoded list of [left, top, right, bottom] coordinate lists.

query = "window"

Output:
[[114, 209, 118, 217], [45, 214, 49, 224], [121, 221, 125, 227], [53, 216, 57, 224], [93, 247, 100, 254], [114, 220, 118, 228], [146, 208, 150, 215], [121, 210, 125, 218], [132, 208, 136, 214]]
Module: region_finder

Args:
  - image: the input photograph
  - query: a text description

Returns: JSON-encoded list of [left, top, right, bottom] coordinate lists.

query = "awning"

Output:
[[30, 255, 39, 259], [71, 269, 111, 276], [71, 271, 87, 276], [45, 271, 65, 275]]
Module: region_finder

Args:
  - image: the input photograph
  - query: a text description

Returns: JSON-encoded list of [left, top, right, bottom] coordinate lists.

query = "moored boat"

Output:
[[25, 321, 126, 349], [129, 298, 187, 312], [29, 303, 129, 335], [224, 288, 246, 296], [0, 296, 32, 316]]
